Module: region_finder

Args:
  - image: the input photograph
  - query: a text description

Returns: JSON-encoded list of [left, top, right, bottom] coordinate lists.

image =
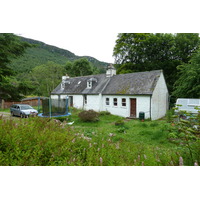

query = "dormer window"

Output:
[[61, 83, 65, 89], [87, 78, 97, 89], [87, 81, 92, 89]]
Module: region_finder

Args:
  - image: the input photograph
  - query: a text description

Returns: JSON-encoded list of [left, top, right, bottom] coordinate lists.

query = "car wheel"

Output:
[[11, 112, 14, 116], [20, 113, 24, 118]]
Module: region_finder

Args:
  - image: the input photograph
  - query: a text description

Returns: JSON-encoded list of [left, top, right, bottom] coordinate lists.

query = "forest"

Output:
[[0, 34, 108, 99], [0, 33, 200, 103]]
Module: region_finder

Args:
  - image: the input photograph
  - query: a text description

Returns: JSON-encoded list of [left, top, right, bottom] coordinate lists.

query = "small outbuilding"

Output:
[[51, 65, 169, 120]]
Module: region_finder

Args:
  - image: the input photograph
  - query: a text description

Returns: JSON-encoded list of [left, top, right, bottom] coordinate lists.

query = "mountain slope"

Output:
[[9, 36, 109, 73]]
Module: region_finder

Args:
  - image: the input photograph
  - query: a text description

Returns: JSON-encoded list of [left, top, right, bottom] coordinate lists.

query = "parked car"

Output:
[[10, 104, 38, 118]]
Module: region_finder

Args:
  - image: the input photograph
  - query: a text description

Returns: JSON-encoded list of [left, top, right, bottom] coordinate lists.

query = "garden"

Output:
[[0, 107, 199, 166]]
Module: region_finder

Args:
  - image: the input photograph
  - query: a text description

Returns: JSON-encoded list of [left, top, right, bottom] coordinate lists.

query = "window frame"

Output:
[[113, 98, 118, 106], [106, 97, 110, 106], [122, 98, 126, 107], [87, 81, 92, 89]]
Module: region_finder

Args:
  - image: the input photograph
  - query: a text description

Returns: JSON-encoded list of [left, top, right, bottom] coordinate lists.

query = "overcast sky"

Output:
[[17, 32, 118, 63]]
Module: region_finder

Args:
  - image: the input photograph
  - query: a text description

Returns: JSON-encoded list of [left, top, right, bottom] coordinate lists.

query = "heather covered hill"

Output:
[[9, 36, 108, 74]]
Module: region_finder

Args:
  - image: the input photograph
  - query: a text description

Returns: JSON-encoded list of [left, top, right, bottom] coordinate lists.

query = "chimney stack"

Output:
[[106, 64, 116, 77]]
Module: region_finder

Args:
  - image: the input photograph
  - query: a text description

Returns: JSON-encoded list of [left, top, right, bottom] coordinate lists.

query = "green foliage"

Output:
[[9, 36, 107, 75], [173, 49, 200, 98], [99, 111, 111, 116], [166, 109, 174, 123], [0, 33, 32, 100], [64, 58, 100, 77], [0, 109, 199, 166], [168, 107, 200, 165], [113, 33, 200, 95], [30, 61, 67, 96], [115, 119, 125, 126], [78, 110, 99, 122]]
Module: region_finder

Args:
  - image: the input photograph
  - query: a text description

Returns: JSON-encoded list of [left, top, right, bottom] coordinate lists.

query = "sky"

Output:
[[17, 32, 118, 63], [2, 0, 199, 65]]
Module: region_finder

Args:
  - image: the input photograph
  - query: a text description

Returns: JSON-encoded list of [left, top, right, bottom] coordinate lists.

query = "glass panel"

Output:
[[113, 98, 117, 106]]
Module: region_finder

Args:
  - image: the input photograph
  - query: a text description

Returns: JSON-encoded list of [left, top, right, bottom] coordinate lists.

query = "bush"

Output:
[[166, 109, 174, 123], [78, 110, 99, 122]]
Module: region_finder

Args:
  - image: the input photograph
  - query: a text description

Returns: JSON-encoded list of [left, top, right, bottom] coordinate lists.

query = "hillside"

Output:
[[9, 36, 109, 74]]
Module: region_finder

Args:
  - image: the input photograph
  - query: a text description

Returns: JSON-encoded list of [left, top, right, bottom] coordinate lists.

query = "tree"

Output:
[[113, 33, 200, 94], [0, 33, 31, 100], [31, 61, 67, 96], [173, 49, 200, 98], [64, 58, 99, 77]]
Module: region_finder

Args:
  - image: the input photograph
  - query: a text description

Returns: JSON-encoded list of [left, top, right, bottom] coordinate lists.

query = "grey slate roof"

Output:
[[51, 70, 162, 95]]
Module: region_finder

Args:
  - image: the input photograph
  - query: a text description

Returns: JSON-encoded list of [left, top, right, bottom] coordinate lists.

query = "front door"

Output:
[[130, 98, 136, 118], [69, 96, 73, 107]]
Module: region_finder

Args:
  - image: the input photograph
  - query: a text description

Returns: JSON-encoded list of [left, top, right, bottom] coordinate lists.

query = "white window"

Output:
[[106, 98, 110, 105], [87, 81, 92, 88], [61, 83, 65, 89], [113, 98, 118, 106], [122, 98, 126, 107]]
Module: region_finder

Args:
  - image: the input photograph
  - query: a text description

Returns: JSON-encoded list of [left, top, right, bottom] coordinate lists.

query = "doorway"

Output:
[[130, 98, 136, 118], [69, 96, 73, 107]]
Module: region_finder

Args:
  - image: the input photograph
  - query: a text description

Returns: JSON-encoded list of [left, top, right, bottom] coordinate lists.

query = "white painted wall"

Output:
[[84, 95, 100, 111], [151, 72, 168, 120], [51, 94, 84, 109], [71, 95, 84, 109], [102, 95, 151, 119]]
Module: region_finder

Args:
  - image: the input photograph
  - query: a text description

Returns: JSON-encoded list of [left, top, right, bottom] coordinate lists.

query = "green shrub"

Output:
[[78, 110, 99, 122], [166, 109, 174, 123]]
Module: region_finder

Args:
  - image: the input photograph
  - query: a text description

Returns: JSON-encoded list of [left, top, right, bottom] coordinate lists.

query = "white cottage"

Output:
[[51, 65, 169, 120]]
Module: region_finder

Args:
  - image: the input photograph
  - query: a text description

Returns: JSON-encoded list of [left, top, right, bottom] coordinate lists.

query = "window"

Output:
[[87, 81, 92, 88], [122, 98, 126, 107], [113, 98, 118, 106], [106, 98, 110, 105], [84, 95, 87, 104], [61, 83, 65, 89]]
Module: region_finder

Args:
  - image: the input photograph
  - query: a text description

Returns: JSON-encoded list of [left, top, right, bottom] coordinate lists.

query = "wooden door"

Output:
[[130, 98, 136, 118]]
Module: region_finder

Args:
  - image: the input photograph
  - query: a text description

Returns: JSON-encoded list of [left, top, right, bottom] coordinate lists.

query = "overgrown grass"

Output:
[[0, 108, 10, 112], [0, 108, 199, 166]]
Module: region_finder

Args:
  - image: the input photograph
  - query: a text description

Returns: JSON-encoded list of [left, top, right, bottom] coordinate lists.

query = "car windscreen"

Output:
[[20, 105, 33, 110]]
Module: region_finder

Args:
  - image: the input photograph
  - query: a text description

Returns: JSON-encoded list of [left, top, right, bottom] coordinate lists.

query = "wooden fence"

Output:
[[0, 97, 44, 109]]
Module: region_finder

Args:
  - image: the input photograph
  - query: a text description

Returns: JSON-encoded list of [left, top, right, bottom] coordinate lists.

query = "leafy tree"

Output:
[[113, 33, 200, 94], [0, 33, 31, 100], [64, 58, 99, 77], [173, 49, 200, 98], [31, 61, 67, 96]]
